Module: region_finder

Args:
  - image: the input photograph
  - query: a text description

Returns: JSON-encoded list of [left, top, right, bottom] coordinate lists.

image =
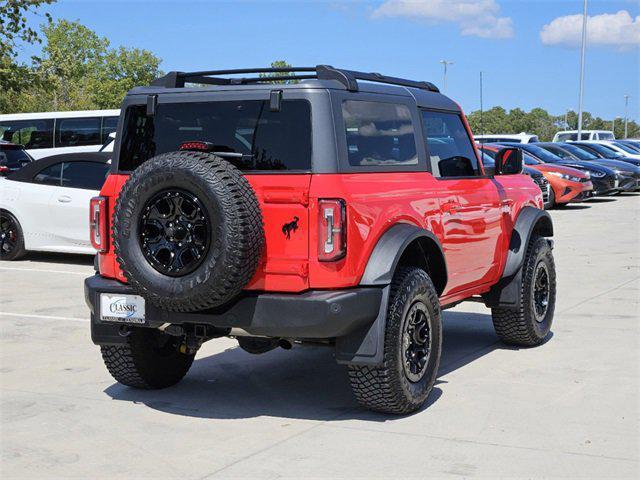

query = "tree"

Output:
[[88, 47, 162, 109], [1, 19, 163, 112], [258, 60, 298, 84], [0, 0, 55, 59]]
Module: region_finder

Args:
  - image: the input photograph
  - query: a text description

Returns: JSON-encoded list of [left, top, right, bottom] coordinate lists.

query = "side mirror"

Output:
[[495, 147, 523, 175]]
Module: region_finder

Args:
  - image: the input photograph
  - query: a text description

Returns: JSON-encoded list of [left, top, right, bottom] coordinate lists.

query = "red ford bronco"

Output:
[[86, 66, 556, 414]]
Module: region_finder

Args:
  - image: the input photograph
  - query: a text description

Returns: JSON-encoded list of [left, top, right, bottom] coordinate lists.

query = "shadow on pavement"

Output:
[[22, 251, 94, 266], [587, 197, 617, 203], [105, 310, 510, 420], [555, 204, 591, 210]]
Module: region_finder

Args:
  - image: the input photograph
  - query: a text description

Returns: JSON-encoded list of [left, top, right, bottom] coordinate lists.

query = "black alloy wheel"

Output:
[[139, 189, 211, 277], [0, 214, 18, 256], [402, 301, 432, 382], [532, 261, 550, 322]]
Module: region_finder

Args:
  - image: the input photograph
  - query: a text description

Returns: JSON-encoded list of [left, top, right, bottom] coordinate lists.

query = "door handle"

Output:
[[57, 195, 72, 203], [441, 201, 459, 214]]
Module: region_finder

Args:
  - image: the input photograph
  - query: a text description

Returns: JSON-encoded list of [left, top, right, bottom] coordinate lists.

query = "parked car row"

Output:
[[1, 129, 639, 260], [477, 140, 640, 209]]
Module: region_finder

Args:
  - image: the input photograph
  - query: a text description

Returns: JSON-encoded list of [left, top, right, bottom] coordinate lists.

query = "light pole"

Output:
[[439, 60, 454, 93], [624, 95, 630, 138], [577, 0, 588, 139]]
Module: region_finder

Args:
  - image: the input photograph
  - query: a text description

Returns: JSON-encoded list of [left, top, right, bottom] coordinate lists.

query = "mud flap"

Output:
[[335, 286, 390, 366]]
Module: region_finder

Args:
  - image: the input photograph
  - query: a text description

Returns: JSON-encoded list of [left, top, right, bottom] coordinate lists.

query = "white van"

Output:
[[474, 132, 539, 144], [552, 130, 615, 142], [0, 109, 120, 159]]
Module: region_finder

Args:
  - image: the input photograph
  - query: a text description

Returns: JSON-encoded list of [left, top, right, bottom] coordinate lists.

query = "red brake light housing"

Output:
[[90, 196, 108, 252], [179, 141, 215, 152], [318, 199, 346, 262]]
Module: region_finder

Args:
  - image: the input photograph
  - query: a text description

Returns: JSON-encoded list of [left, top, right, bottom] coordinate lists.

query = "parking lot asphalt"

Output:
[[1, 194, 638, 479]]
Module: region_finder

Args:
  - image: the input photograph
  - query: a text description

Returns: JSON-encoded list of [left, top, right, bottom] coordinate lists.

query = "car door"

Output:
[[48, 161, 109, 249], [420, 109, 504, 294]]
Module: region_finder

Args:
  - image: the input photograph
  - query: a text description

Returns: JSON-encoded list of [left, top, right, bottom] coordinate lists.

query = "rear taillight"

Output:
[[318, 199, 346, 262], [90, 196, 108, 252]]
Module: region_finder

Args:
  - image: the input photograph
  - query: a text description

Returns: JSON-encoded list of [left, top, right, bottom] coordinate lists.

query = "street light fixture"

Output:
[[624, 95, 630, 139], [439, 60, 454, 93], [577, 0, 588, 140]]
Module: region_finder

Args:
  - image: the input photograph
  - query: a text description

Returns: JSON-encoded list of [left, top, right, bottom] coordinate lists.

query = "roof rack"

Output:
[[150, 65, 440, 93]]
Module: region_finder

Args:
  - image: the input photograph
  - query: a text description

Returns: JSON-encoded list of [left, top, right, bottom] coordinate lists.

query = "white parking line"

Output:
[[0, 266, 89, 276], [0, 312, 87, 322]]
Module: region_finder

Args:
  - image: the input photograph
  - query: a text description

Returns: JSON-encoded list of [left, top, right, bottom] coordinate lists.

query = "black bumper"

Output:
[[85, 275, 383, 345]]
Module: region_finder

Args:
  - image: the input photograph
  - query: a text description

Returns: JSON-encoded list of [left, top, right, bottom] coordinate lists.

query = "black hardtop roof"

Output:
[[7, 151, 111, 182], [127, 65, 460, 112]]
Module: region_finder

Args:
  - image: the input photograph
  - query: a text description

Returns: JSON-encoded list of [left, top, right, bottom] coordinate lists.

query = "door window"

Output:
[[101, 116, 118, 141], [421, 110, 479, 177], [61, 161, 110, 190], [341, 100, 417, 167], [34, 163, 63, 186], [55, 117, 101, 147], [0, 119, 54, 149]]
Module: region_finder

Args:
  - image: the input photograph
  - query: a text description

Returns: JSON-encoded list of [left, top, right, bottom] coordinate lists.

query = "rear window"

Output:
[[118, 100, 311, 172], [0, 147, 31, 169]]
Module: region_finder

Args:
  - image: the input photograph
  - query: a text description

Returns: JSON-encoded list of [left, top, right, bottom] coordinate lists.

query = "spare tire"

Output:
[[113, 150, 264, 312]]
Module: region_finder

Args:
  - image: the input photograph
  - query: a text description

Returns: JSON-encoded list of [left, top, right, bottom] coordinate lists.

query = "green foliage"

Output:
[[0, 18, 162, 113], [0, 0, 55, 59], [258, 60, 299, 84], [467, 106, 639, 140]]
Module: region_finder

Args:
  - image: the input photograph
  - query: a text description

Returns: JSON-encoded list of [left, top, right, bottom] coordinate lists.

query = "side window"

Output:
[[61, 161, 110, 190], [55, 117, 101, 147], [421, 110, 479, 177], [33, 163, 63, 186], [0, 119, 54, 149], [342, 100, 418, 167], [101, 116, 118, 141]]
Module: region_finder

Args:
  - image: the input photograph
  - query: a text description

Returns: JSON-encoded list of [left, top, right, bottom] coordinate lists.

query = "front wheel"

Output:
[[492, 234, 556, 346], [348, 267, 442, 414]]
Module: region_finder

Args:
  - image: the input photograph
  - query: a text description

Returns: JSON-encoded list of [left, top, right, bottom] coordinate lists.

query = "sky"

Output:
[[21, 0, 639, 121]]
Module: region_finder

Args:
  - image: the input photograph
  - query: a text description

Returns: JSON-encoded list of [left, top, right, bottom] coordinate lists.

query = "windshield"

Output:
[[118, 99, 312, 172], [555, 143, 598, 160], [599, 132, 614, 140], [577, 143, 620, 158], [523, 152, 540, 165], [513, 144, 562, 163], [614, 142, 640, 154]]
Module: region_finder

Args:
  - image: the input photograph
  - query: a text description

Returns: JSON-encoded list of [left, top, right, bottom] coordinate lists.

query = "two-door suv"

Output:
[[85, 66, 556, 414]]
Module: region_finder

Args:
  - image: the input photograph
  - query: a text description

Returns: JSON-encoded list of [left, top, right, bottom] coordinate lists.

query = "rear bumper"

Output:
[[85, 275, 383, 345]]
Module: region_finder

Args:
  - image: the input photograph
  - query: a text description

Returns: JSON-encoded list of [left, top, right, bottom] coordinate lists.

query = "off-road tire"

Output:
[[113, 151, 264, 312], [0, 210, 26, 261], [348, 267, 442, 415], [492, 234, 556, 346], [100, 329, 195, 389]]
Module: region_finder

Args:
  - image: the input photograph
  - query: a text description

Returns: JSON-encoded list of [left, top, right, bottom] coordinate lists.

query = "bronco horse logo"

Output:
[[282, 216, 299, 239]]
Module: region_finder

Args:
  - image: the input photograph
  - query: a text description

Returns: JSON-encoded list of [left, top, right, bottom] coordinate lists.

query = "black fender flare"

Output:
[[483, 206, 553, 309], [359, 223, 447, 290], [336, 224, 447, 366]]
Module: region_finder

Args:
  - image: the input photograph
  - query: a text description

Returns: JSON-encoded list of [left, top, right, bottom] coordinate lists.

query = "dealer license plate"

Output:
[[100, 294, 146, 324]]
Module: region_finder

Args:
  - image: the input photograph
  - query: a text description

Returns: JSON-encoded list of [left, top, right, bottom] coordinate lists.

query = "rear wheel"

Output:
[[100, 329, 195, 389], [348, 267, 442, 414], [491, 234, 556, 346], [0, 211, 26, 261]]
